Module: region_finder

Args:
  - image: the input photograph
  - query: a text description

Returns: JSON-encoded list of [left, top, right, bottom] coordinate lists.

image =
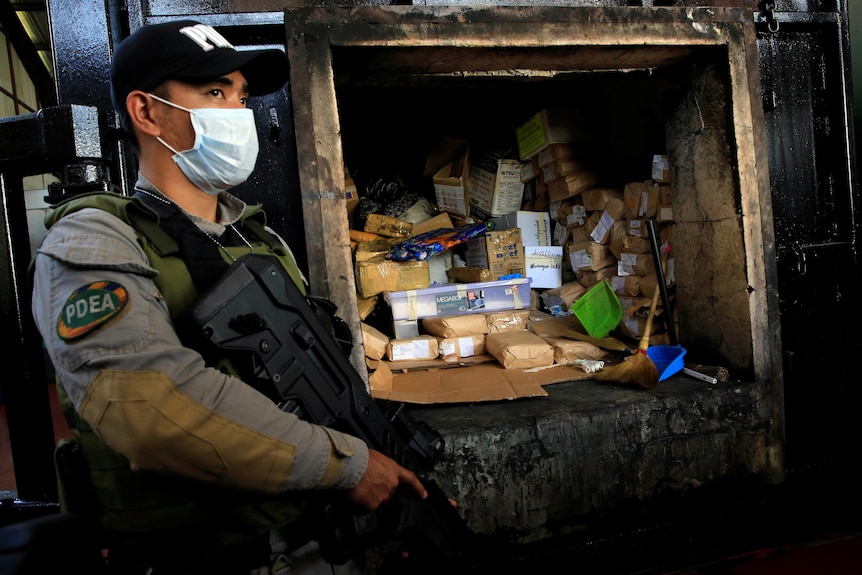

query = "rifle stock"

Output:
[[180, 254, 476, 568]]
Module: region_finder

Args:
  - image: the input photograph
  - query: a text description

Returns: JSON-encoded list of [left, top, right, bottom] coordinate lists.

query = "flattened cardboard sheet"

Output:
[[370, 362, 592, 404]]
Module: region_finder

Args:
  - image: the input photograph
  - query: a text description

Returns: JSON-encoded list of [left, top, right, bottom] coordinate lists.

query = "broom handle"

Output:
[[647, 219, 677, 346], [638, 278, 662, 353]]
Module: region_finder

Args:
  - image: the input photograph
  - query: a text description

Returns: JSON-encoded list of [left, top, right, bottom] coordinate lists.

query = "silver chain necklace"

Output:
[[133, 187, 254, 262]]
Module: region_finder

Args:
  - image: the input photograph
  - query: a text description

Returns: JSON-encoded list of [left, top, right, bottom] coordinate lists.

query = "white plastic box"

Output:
[[384, 278, 532, 321]]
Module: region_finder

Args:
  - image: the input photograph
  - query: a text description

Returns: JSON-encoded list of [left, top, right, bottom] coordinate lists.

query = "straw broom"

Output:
[[589, 280, 661, 389]]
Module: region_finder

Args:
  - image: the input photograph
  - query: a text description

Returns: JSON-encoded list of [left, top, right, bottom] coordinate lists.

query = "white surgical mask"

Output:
[[148, 93, 260, 195]]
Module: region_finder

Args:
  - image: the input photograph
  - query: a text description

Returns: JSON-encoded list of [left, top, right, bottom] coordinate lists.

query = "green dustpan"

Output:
[[572, 281, 622, 338]]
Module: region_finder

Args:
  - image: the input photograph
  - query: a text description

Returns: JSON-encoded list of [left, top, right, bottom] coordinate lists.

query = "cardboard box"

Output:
[[467, 149, 525, 218], [524, 245, 563, 289], [387, 334, 439, 362], [491, 210, 552, 246], [354, 238, 399, 262], [364, 213, 413, 238], [515, 108, 587, 160], [466, 228, 526, 280], [486, 330, 555, 369], [447, 266, 493, 283], [355, 257, 430, 298], [384, 277, 531, 321], [411, 212, 454, 237], [433, 154, 470, 217]]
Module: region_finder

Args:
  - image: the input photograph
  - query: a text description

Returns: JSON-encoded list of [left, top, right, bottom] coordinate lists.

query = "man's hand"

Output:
[[347, 449, 427, 511]]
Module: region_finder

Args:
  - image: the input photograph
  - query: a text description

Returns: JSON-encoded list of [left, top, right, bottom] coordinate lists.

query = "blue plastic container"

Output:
[[647, 345, 687, 381]]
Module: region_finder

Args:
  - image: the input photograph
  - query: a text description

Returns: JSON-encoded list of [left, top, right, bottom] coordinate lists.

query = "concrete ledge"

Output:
[[412, 374, 780, 544]]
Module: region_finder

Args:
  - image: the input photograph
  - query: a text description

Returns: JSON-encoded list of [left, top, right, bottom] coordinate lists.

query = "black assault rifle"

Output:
[[179, 253, 477, 569]]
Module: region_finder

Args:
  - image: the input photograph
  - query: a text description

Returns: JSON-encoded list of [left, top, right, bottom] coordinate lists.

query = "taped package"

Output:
[[386, 335, 439, 362], [486, 330, 555, 370], [438, 334, 487, 362], [421, 314, 489, 338]]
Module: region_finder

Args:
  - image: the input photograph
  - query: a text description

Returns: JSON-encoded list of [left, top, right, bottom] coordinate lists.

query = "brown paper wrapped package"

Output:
[[421, 314, 489, 338], [486, 331, 555, 369]]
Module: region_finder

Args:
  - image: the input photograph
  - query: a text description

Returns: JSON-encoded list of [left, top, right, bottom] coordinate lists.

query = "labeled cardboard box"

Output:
[[433, 153, 470, 217], [466, 228, 526, 280], [524, 245, 563, 289], [491, 210, 552, 246], [467, 149, 525, 218], [355, 257, 430, 298]]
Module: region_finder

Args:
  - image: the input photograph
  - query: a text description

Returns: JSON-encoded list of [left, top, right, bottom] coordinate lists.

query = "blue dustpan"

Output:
[[647, 345, 687, 382]]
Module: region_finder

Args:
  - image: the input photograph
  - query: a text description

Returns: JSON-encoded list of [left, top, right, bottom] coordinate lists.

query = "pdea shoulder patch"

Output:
[[57, 281, 129, 342]]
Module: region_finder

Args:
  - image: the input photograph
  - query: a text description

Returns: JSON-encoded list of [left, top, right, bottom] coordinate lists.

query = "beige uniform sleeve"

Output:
[[31, 208, 368, 493]]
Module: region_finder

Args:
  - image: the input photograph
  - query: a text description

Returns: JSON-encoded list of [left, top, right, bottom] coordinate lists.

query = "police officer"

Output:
[[31, 20, 426, 574]]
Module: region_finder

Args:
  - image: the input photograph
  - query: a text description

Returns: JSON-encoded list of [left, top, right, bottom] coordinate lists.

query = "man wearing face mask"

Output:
[[31, 20, 426, 575]]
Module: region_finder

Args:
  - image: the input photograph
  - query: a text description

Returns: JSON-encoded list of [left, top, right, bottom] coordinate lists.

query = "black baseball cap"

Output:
[[110, 20, 289, 129]]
